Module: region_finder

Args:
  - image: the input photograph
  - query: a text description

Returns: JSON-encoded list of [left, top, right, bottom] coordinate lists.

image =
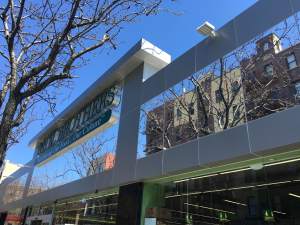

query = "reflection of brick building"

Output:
[[145, 95, 212, 156], [145, 70, 242, 156], [87, 153, 115, 176], [242, 33, 300, 120], [145, 33, 300, 156]]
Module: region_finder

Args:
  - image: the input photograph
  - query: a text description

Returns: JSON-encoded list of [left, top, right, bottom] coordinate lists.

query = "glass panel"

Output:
[[25, 204, 54, 225], [138, 57, 247, 158], [144, 160, 300, 225], [2, 174, 28, 204], [5, 208, 26, 225], [138, 11, 300, 158], [240, 13, 300, 121], [53, 192, 118, 225], [137, 93, 165, 158], [28, 84, 122, 195]]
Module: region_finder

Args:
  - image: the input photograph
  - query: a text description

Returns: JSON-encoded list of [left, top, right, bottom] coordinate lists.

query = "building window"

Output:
[[295, 82, 300, 97], [231, 81, 240, 94], [264, 64, 274, 76], [177, 108, 182, 118], [271, 90, 279, 99], [188, 103, 195, 115], [232, 105, 241, 120], [287, 53, 297, 70], [215, 90, 222, 103], [263, 42, 269, 51], [203, 78, 211, 92]]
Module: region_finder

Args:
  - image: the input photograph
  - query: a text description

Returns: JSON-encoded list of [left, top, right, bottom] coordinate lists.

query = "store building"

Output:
[[2, 1, 300, 225]]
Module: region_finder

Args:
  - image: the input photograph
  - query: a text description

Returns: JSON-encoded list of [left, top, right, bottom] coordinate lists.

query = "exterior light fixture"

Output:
[[196, 21, 216, 37], [250, 163, 264, 170]]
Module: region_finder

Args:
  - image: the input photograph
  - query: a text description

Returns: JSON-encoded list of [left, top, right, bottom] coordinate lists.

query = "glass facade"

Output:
[[53, 192, 118, 225], [4, 208, 26, 225], [2, 174, 28, 204], [2, 2, 300, 225], [27, 84, 123, 195], [143, 159, 300, 225], [137, 11, 300, 158], [25, 205, 54, 225]]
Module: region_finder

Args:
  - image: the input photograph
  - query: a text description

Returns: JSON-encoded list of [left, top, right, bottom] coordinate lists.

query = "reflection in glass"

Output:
[[25, 204, 54, 225], [28, 123, 119, 195], [53, 192, 118, 225], [4, 208, 26, 225], [138, 12, 300, 158], [138, 94, 165, 158], [3, 174, 28, 204], [144, 160, 300, 225], [28, 85, 123, 195]]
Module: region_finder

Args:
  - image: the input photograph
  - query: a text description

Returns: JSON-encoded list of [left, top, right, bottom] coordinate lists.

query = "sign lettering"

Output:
[[35, 85, 119, 165]]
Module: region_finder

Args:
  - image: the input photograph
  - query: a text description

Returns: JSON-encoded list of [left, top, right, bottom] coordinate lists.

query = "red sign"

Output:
[[6, 214, 22, 222]]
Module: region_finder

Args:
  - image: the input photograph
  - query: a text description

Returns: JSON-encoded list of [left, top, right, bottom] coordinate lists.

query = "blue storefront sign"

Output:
[[35, 86, 118, 165]]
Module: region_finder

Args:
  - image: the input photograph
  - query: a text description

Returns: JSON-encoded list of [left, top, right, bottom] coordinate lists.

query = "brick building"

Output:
[[242, 33, 300, 120], [145, 33, 300, 156], [144, 69, 243, 156]]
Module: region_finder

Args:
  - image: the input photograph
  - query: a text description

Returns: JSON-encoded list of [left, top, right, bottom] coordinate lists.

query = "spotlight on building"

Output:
[[250, 163, 264, 171], [196, 21, 216, 37]]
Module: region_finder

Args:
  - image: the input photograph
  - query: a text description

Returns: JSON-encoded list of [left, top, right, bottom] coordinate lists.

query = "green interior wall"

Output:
[[140, 183, 165, 225]]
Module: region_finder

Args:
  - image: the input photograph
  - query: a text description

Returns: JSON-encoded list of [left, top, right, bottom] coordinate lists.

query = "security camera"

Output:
[[196, 21, 216, 37]]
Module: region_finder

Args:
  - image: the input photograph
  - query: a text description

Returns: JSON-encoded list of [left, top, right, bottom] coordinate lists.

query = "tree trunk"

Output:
[[0, 96, 18, 170]]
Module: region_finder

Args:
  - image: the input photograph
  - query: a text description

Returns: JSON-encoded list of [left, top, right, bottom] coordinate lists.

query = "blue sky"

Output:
[[7, 0, 257, 164]]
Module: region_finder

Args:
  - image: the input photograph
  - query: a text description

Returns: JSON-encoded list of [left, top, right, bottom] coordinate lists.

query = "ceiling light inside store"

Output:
[[273, 210, 287, 215], [224, 199, 247, 207], [185, 203, 235, 215], [289, 193, 300, 199], [256, 180, 291, 187]]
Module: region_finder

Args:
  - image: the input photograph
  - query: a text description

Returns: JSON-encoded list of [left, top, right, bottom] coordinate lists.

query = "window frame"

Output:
[[286, 53, 297, 70], [264, 64, 274, 76], [215, 89, 222, 103], [295, 82, 300, 96], [263, 42, 269, 51]]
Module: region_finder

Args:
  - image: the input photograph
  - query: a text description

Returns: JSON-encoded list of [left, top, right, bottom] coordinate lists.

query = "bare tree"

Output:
[[0, 0, 166, 168], [141, 56, 245, 156], [27, 134, 116, 195], [140, 14, 300, 156], [2, 175, 27, 204], [64, 136, 115, 178]]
